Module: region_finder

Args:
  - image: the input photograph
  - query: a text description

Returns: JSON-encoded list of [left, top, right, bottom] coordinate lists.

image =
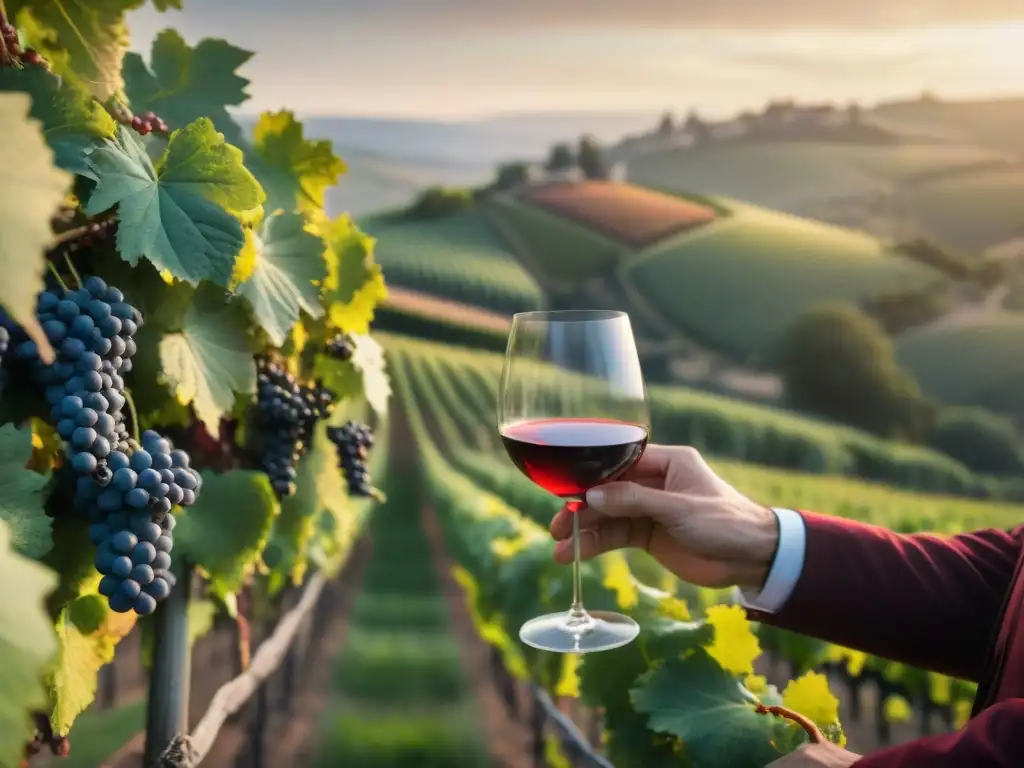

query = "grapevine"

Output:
[[0, 4, 385, 765]]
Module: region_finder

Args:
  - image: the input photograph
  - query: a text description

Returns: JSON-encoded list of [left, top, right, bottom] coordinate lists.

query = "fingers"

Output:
[[586, 481, 681, 522], [552, 518, 653, 564]]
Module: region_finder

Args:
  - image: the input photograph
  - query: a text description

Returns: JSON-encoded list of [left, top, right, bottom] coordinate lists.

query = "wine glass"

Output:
[[498, 309, 650, 653]]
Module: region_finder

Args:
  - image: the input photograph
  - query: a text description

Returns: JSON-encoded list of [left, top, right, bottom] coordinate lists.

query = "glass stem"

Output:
[[570, 500, 586, 618]]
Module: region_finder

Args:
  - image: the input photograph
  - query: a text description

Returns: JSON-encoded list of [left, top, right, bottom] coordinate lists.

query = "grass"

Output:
[[624, 140, 1007, 212], [38, 699, 145, 768], [308, 468, 490, 768], [312, 712, 488, 768], [623, 198, 945, 362], [898, 166, 1024, 254], [897, 313, 1024, 417], [481, 194, 622, 285], [360, 209, 541, 314]]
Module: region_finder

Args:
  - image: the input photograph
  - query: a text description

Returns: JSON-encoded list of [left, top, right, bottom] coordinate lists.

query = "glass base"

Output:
[[519, 609, 639, 653]]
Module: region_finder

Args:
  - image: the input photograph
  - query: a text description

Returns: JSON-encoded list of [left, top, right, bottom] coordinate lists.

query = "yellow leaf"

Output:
[[545, 734, 572, 768], [28, 417, 62, 472], [657, 595, 691, 622], [883, 694, 912, 723], [555, 654, 580, 698], [781, 671, 841, 730], [705, 604, 760, 676], [954, 700, 972, 729], [658, 568, 677, 594], [159, 269, 175, 285], [601, 551, 638, 610], [745, 674, 767, 695], [491, 536, 530, 560], [929, 673, 952, 706], [231, 228, 259, 286]]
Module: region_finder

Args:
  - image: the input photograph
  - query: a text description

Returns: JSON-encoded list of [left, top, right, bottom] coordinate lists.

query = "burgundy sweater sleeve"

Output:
[[746, 511, 1022, 680], [854, 699, 1024, 766]]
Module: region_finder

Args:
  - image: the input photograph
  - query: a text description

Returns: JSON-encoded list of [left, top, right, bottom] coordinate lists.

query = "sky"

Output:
[[126, 0, 1024, 120]]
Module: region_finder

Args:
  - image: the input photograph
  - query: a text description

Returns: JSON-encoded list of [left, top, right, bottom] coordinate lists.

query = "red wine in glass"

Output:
[[500, 418, 648, 498], [499, 309, 650, 653]]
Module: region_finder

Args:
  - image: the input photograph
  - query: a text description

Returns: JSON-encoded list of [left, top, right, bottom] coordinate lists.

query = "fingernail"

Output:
[[587, 488, 604, 507]]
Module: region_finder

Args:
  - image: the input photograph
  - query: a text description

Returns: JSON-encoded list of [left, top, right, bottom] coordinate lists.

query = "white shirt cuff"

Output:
[[734, 507, 807, 613]]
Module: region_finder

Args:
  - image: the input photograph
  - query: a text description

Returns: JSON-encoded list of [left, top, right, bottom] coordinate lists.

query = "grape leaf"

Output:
[[150, 0, 183, 9], [0, 64, 115, 171], [0, 423, 53, 558], [631, 653, 782, 768], [83, 119, 265, 285], [0, 520, 57, 768], [48, 593, 136, 735], [248, 110, 346, 214], [237, 211, 327, 347], [174, 471, 278, 596], [0, 93, 68, 363], [322, 215, 387, 335], [123, 29, 252, 145], [8, 0, 138, 101], [313, 334, 391, 417], [158, 298, 257, 430]]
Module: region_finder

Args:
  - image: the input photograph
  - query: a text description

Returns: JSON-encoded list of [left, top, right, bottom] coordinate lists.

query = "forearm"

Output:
[[741, 510, 1020, 680], [854, 698, 1024, 766]]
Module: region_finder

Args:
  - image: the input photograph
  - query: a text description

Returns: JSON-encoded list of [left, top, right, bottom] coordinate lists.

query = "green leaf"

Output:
[[264, 451, 321, 595], [174, 471, 278, 596], [248, 110, 346, 214], [158, 297, 257, 429], [0, 520, 57, 768], [0, 64, 116, 166], [0, 92, 68, 362], [123, 29, 251, 144], [9, 0, 138, 101], [150, 0, 183, 9], [237, 211, 327, 347], [312, 333, 390, 417], [83, 119, 265, 285], [631, 653, 782, 768], [49, 594, 136, 735], [322, 215, 387, 335], [0, 423, 53, 558]]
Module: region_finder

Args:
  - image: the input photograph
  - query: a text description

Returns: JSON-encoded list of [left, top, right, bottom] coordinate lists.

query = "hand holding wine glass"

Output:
[[499, 309, 650, 653], [549, 444, 781, 590]]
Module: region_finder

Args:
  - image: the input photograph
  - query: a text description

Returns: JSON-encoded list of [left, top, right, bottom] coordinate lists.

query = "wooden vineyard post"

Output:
[[144, 561, 194, 766]]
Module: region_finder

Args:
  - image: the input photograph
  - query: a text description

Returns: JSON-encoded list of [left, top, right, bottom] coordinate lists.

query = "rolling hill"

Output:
[[472, 182, 946, 363], [358, 209, 542, 315], [623, 139, 1022, 255]]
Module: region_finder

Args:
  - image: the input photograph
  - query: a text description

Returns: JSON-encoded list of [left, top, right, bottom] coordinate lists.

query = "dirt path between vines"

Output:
[[390, 392, 535, 768]]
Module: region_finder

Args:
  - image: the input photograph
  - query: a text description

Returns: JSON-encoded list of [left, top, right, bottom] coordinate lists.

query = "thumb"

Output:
[[585, 482, 679, 522]]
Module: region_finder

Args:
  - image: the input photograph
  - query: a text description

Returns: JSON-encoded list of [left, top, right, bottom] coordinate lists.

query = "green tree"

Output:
[[492, 161, 531, 190], [778, 304, 932, 439], [577, 135, 607, 180], [930, 407, 1024, 476], [405, 186, 473, 219], [545, 142, 575, 172], [657, 111, 675, 136]]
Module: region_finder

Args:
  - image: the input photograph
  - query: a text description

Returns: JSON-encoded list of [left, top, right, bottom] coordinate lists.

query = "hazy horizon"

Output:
[[127, 3, 1024, 120]]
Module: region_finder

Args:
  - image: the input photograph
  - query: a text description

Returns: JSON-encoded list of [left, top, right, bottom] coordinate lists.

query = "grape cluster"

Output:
[[129, 111, 169, 137], [327, 421, 375, 497], [255, 359, 336, 499], [12, 276, 201, 615], [0, 19, 47, 70], [326, 333, 354, 361]]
